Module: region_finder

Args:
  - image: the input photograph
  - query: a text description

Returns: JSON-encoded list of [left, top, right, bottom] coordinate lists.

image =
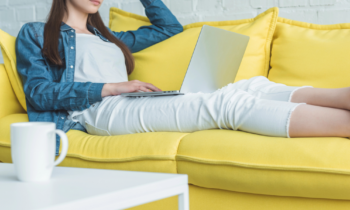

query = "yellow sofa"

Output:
[[2, 7, 350, 210]]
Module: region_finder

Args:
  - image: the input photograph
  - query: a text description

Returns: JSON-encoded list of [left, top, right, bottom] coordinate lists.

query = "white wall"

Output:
[[2, 0, 350, 63]]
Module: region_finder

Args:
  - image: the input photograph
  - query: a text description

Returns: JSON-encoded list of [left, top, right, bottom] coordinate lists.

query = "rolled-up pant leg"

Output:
[[228, 76, 313, 137], [224, 76, 313, 102], [81, 76, 313, 138]]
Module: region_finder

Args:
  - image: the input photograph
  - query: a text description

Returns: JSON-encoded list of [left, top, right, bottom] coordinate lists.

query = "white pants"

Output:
[[77, 76, 313, 138]]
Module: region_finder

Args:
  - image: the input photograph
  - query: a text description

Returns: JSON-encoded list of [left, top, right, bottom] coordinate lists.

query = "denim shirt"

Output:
[[15, 0, 183, 156]]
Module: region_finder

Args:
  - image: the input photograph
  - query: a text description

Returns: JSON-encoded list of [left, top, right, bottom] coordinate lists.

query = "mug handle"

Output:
[[53, 129, 68, 166]]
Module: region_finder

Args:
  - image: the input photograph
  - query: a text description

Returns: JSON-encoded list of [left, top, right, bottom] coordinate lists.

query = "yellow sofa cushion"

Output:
[[109, 7, 279, 90], [268, 17, 350, 88], [109, 7, 152, 31], [177, 129, 350, 200], [0, 30, 27, 111], [0, 64, 25, 119], [0, 113, 189, 173]]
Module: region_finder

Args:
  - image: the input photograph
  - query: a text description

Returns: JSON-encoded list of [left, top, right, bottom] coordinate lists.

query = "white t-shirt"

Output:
[[67, 33, 128, 124]]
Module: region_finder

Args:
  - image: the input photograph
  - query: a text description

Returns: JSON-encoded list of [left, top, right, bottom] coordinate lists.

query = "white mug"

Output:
[[10, 122, 68, 182]]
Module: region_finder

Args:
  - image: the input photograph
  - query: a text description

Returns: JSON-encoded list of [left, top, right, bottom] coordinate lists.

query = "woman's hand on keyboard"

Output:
[[101, 80, 162, 97]]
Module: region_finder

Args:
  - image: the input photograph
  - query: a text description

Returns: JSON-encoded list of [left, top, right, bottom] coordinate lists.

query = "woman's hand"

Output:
[[101, 80, 162, 98]]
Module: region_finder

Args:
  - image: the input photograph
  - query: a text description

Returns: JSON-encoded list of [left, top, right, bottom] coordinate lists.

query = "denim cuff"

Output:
[[88, 83, 105, 105], [140, 0, 157, 7]]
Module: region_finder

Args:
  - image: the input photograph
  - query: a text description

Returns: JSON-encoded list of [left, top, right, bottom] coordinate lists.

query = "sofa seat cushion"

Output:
[[0, 114, 189, 173], [176, 129, 350, 200]]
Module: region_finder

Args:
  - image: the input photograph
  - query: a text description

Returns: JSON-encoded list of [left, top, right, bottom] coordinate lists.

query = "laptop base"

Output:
[[121, 90, 185, 97]]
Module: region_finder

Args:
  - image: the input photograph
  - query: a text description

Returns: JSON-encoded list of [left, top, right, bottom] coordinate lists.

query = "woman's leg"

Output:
[[233, 75, 350, 110], [87, 87, 263, 135], [288, 104, 350, 138], [230, 76, 350, 138], [227, 76, 314, 102], [290, 87, 350, 110], [82, 76, 350, 138], [287, 83, 350, 138], [83, 83, 301, 138]]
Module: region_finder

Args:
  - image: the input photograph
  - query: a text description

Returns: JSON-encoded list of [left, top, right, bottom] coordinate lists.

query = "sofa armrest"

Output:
[[0, 64, 26, 120]]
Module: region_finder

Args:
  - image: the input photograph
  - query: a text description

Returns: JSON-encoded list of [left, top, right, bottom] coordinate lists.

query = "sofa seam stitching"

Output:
[[177, 155, 350, 176]]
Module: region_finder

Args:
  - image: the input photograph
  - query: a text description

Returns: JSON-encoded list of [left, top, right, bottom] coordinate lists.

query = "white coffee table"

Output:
[[0, 163, 189, 210]]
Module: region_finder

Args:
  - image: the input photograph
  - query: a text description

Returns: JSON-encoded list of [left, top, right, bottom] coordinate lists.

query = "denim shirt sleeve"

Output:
[[107, 0, 183, 53], [15, 23, 105, 112]]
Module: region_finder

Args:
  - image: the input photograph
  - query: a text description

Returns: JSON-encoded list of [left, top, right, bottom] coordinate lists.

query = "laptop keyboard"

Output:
[[162, 91, 179, 93]]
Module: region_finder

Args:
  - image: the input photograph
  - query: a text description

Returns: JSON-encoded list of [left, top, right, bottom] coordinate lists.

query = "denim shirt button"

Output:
[[61, 117, 64, 119], [71, 46, 74, 49], [71, 30, 74, 32], [70, 65, 73, 68]]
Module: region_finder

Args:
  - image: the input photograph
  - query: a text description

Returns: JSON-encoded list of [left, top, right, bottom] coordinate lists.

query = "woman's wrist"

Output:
[[101, 83, 111, 98]]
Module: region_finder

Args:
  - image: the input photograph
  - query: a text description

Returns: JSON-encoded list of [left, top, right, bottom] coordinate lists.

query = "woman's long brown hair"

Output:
[[42, 0, 135, 75]]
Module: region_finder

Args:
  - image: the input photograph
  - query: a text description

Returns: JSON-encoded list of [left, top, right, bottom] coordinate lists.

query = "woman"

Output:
[[15, 0, 350, 156]]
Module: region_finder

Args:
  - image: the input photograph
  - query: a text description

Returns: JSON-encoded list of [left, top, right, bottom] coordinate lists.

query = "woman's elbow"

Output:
[[25, 88, 48, 111], [27, 98, 46, 111], [173, 24, 184, 34], [168, 24, 183, 36]]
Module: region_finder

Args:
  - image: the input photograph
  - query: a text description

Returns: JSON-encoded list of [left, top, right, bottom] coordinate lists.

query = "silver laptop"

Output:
[[121, 24, 250, 97]]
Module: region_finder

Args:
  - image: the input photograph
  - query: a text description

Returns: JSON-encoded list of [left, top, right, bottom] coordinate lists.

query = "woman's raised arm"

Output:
[[107, 0, 183, 53]]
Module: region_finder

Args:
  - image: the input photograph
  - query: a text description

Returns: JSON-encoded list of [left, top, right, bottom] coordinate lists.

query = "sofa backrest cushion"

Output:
[[0, 64, 26, 119], [0, 29, 27, 111], [109, 7, 279, 90], [268, 17, 350, 88]]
